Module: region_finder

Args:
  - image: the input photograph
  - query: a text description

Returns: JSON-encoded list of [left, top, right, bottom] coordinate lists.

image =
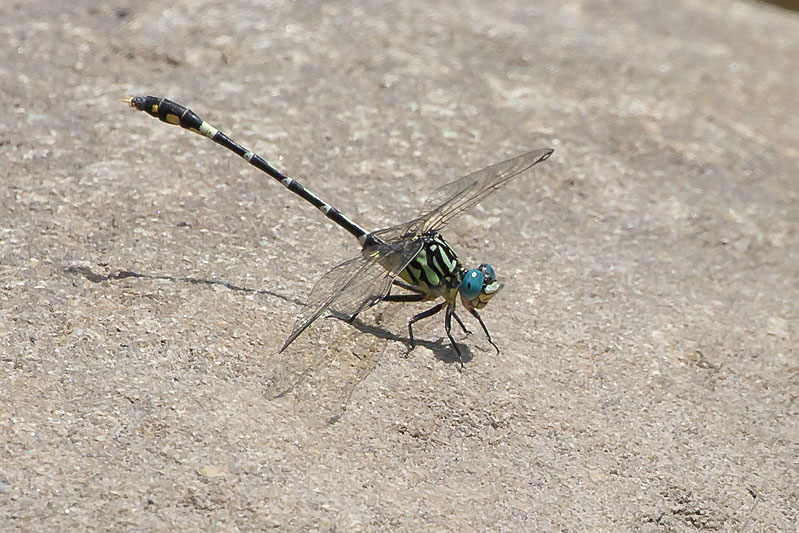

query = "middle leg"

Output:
[[444, 306, 465, 368], [451, 311, 472, 335]]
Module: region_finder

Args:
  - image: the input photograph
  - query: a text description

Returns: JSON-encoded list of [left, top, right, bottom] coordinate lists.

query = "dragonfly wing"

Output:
[[280, 238, 423, 352], [280, 148, 551, 351], [369, 217, 420, 246], [418, 148, 553, 233]]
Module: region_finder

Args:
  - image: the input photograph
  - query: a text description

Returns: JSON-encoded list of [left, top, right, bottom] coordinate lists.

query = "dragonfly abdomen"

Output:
[[125, 95, 369, 243]]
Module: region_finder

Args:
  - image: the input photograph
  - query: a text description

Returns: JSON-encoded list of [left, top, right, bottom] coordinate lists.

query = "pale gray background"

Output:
[[1, 0, 797, 530]]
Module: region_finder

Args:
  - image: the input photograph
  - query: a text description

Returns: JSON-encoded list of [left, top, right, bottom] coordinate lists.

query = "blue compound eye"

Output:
[[459, 269, 485, 300], [479, 263, 496, 281]]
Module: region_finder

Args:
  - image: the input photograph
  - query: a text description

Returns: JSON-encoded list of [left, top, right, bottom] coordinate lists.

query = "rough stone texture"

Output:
[[1, 0, 797, 530]]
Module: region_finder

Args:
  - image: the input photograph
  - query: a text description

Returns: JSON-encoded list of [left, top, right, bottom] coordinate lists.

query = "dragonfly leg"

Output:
[[469, 308, 500, 354], [382, 293, 427, 303], [347, 283, 407, 322], [451, 311, 472, 335], [346, 297, 380, 323], [346, 292, 425, 327], [406, 302, 446, 355], [444, 306, 465, 368], [392, 279, 425, 294]]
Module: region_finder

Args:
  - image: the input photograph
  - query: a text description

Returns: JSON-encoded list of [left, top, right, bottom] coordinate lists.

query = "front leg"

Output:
[[469, 308, 500, 354]]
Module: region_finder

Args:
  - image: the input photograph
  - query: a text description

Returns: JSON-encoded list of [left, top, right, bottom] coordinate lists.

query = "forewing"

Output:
[[280, 238, 422, 352], [418, 148, 553, 233]]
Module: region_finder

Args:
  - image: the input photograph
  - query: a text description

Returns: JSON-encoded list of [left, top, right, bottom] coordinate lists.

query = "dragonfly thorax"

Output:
[[398, 231, 462, 299], [398, 231, 503, 310]]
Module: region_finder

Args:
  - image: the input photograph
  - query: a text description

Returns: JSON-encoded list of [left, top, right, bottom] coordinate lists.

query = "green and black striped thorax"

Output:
[[399, 231, 464, 299]]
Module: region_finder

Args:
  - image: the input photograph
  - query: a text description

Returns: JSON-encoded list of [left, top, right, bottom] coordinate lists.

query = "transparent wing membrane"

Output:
[[281, 238, 422, 352], [417, 148, 553, 233]]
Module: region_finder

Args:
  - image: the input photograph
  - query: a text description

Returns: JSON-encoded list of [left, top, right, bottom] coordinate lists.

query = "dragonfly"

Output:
[[126, 96, 553, 366]]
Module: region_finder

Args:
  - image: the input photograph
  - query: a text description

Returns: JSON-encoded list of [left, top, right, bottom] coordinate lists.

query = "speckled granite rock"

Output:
[[1, 0, 796, 530]]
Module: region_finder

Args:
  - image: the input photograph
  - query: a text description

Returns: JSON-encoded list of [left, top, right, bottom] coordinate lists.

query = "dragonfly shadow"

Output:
[[64, 265, 301, 305], [65, 265, 474, 367], [326, 312, 473, 366]]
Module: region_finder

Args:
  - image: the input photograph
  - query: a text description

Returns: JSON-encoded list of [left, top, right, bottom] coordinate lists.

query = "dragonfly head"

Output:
[[459, 263, 503, 310]]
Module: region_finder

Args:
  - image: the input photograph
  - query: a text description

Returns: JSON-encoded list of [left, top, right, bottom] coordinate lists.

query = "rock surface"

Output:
[[1, 0, 797, 529]]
